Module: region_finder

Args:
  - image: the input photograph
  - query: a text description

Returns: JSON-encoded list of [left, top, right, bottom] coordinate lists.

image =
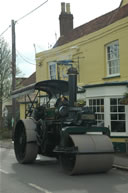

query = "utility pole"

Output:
[[0, 48, 2, 130], [11, 20, 16, 135]]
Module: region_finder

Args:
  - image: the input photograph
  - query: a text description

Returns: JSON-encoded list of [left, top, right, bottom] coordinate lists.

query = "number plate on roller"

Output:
[[81, 114, 95, 120]]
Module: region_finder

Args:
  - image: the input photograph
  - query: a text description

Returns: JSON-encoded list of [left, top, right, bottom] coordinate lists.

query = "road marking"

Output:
[[0, 168, 9, 174], [28, 183, 52, 193]]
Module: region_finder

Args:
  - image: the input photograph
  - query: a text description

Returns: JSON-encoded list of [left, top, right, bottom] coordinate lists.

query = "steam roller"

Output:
[[12, 67, 114, 175]]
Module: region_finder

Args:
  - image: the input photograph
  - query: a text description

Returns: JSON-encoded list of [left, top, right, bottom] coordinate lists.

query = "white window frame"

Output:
[[85, 86, 128, 137], [104, 97, 127, 137], [48, 62, 56, 80], [88, 98, 104, 126], [87, 97, 128, 137], [106, 40, 120, 77], [110, 97, 126, 133]]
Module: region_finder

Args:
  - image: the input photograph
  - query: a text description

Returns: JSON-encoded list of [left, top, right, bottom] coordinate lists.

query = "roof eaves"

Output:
[[84, 81, 128, 89]]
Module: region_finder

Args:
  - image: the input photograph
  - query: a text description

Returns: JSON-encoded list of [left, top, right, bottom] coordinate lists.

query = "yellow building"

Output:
[[36, 0, 128, 151]]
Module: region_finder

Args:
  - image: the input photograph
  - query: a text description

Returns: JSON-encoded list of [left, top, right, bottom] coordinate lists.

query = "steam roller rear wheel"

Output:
[[14, 119, 38, 164], [60, 134, 114, 175]]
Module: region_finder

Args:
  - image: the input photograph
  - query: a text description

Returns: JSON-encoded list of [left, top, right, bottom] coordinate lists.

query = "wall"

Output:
[[120, 0, 128, 7], [36, 17, 128, 86], [20, 104, 25, 119]]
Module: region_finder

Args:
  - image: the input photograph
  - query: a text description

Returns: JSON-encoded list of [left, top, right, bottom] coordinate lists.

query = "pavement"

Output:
[[0, 139, 14, 149], [0, 139, 128, 171], [113, 153, 128, 171]]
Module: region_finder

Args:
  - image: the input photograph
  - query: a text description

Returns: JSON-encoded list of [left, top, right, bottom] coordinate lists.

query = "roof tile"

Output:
[[54, 4, 128, 47]]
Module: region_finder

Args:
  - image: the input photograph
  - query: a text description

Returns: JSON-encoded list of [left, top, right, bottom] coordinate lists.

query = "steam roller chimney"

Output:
[[67, 67, 78, 107]]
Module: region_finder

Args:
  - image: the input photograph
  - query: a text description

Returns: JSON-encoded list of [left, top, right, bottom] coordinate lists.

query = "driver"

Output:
[[55, 95, 69, 107]]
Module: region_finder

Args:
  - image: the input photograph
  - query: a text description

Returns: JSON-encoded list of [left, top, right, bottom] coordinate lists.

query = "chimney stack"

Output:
[[59, 2, 73, 36]]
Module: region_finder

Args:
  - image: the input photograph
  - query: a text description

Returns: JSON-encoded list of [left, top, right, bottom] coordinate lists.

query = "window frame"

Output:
[[106, 40, 120, 77], [48, 62, 56, 80], [89, 98, 104, 126], [87, 96, 127, 136], [110, 97, 126, 133]]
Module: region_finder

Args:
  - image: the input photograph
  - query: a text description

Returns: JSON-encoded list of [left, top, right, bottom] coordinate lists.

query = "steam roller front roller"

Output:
[[59, 134, 114, 175], [14, 119, 38, 164]]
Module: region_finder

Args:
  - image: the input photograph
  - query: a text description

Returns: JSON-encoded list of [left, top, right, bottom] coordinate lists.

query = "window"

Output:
[[48, 62, 56, 80], [106, 40, 120, 76], [89, 98, 104, 126], [110, 98, 125, 132]]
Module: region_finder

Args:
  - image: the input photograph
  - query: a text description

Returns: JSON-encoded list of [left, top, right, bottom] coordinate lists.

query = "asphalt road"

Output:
[[0, 147, 128, 193]]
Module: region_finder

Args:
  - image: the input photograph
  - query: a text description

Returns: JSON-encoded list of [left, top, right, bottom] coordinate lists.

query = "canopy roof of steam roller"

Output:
[[12, 80, 85, 99], [12, 80, 69, 99]]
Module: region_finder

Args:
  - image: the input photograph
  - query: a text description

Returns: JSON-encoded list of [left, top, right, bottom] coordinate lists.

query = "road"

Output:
[[0, 147, 128, 193]]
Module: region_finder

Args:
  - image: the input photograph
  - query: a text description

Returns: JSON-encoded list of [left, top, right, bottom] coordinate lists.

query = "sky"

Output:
[[0, 0, 121, 77]]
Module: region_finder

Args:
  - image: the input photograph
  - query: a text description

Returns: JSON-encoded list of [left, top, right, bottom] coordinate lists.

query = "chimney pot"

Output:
[[66, 3, 71, 14], [61, 2, 65, 13]]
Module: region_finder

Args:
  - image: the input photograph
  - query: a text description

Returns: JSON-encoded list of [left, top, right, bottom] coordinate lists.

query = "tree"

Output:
[[0, 38, 12, 130]]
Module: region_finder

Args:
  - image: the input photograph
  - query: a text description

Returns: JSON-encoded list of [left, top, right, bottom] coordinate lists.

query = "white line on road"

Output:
[[0, 168, 9, 174], [28, 183, 52, 193]]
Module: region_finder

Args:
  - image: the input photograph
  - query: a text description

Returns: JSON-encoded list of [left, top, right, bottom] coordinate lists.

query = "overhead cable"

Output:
[[0, 0, 48, 37], [17, 50, 36, 65], [16, 0, 48, 23], [0, 25, 11, 37]]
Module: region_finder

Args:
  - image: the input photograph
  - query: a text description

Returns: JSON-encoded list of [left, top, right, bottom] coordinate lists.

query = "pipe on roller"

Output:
[[60, 134, 114, 175]]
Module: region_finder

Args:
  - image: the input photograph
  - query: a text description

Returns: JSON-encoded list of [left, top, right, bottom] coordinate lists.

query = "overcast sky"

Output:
[[0, 0, 121, 77]]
